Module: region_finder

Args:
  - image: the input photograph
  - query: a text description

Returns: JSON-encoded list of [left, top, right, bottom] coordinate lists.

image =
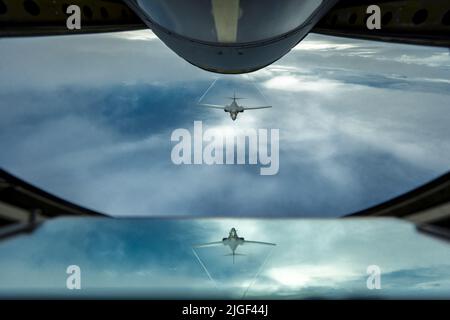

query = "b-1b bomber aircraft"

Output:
[[199, 93, 271, 121], [193, 227, 276, 264]]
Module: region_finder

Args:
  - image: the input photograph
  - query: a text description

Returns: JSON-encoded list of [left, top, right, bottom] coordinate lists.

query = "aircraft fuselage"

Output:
[[222, 227, 244, 252], [224, 101, 244, 121]]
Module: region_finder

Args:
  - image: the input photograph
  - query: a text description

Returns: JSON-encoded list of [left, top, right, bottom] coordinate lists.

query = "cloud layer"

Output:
[[0, 217, 450, 299], [0, 31, 449, 216]]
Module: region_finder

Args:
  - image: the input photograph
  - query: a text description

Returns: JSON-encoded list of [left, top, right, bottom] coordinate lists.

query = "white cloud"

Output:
[[109, 29, 158, 41], [397, 52, 450, 67], [0, 31, 449, 217], [263, 75, 342, 93], [294, 40, 359, 51], [266, 264, 359, 288]]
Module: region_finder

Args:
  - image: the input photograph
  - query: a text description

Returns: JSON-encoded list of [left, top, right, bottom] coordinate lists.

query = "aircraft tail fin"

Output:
[[227, 91, 245, 101], [224, 252, 246, 264], [226, 96, 245, 100]]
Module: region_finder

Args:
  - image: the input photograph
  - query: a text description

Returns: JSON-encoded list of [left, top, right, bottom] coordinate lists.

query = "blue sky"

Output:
[[0, 30, 449, 216], [0, 217, 450, 299]]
